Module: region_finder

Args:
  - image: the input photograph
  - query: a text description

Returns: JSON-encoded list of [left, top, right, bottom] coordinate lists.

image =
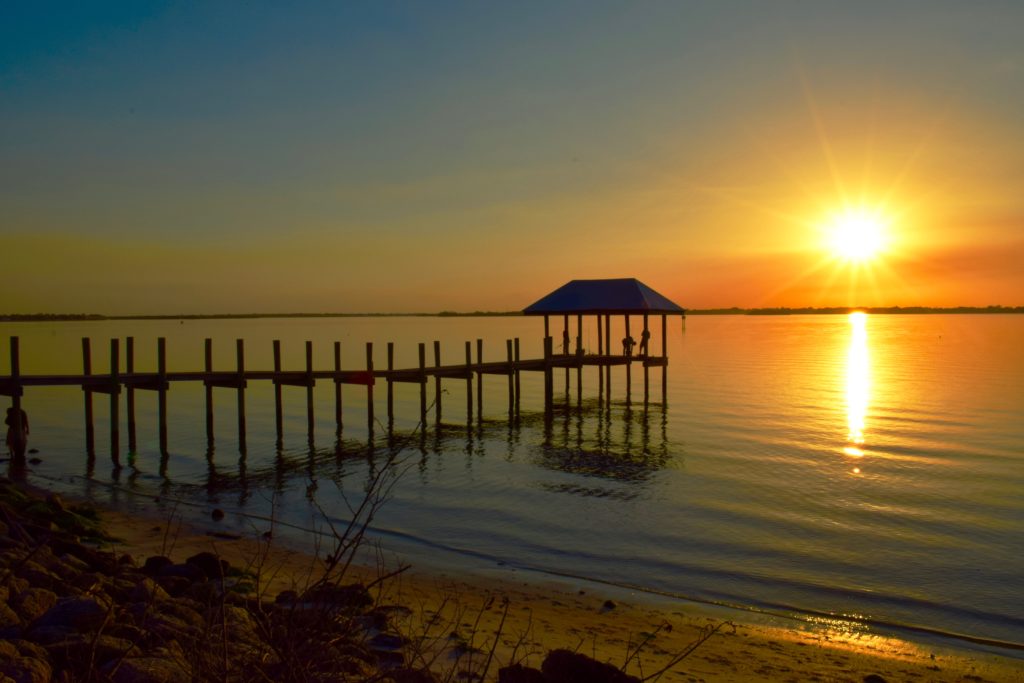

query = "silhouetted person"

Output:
[[5, 406, 29, 465], [562, 329, 570, 355], [622, 335, 636, 357], [638, 329, 651, 357]]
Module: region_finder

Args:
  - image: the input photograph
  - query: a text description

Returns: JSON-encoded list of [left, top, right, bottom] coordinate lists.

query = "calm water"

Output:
[[3, 314, 1023, 649]]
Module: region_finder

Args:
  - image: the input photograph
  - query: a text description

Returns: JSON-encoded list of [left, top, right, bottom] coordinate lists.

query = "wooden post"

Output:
[[387, 342, 395, 425], [605, 314, 612, 398], [513, 338, 521, 418], [597, 315, 604, 401], [205, 339, 215, 444], [418, 343, 427, 427], [643, 314, 650, 406], [544, 315, 549, 340], [236, 339, 246, 450], [365, 342, 374, 435], [661, 314, 668, 403], [506, 339, 514, 419], [305, 341, 315, 439], [576, 315, 583, 406], [82, 338, 94, 455], [465, 341, 473, 423], [126, 336, 136, 452], [123, 337, 135, 447], [543, 336, 553, 412], [334, 341, 343, 433], [476, 338, 483, 422], [109, 338, 120, 464], [158, 338, 168, 453], [625, 315, 632, 404], [433, 341, 442, 425], [9, 337, 23, 466], [273, 340, 283, 441], [562, 314, 569, 393]]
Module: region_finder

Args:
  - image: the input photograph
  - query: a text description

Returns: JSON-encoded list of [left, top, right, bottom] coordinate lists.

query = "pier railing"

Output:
[[1, 335, 668, 463]]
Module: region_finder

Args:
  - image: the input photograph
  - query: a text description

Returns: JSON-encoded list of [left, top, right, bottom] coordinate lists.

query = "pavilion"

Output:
[[522, 278, 685, 404]]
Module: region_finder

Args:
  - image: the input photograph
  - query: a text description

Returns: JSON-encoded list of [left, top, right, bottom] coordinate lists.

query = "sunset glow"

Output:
[[826, 208, 889, 263]]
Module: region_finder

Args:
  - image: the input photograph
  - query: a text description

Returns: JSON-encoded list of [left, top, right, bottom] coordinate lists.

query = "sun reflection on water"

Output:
[[845, 312, 870, 461]]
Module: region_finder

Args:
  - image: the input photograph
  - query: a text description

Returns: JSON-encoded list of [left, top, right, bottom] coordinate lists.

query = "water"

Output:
[[3, 314, 1023, 650]]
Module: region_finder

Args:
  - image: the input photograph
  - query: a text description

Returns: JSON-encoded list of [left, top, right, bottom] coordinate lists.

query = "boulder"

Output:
[[498, 664, 548, 683], [10, 589, 58, 623], [185, 552, 229, 580], [541, 649, 641, 683]]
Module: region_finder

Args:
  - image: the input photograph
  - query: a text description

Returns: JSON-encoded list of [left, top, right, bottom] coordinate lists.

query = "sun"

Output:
[[825, 208, 889, 262]]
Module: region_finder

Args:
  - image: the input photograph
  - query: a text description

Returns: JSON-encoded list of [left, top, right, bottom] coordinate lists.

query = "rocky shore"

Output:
[[0, 477, 652, 682]]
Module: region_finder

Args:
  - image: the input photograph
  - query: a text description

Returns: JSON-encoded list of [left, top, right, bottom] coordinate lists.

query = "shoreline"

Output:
[[18, 471, 1022, 682]]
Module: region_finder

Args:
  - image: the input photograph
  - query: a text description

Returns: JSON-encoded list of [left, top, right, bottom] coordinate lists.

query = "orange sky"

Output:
[[2, 3, 1023, 313]]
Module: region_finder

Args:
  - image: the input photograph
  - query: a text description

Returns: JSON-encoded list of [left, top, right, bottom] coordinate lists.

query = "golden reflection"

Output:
[[845, 312, 870, 456]]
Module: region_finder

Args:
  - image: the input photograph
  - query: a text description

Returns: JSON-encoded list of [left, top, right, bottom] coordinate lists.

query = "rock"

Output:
[[30, 597, 109, 636], [153, 576, 191, 598], [211, 508, 225, 521], [104, 655, 191, 683], [157, 563, 205, 583], [185, 551, 228, 579], [300, 583, 373, 611], [863, 676, 888, 683], [0, 656, 51, 683], [388, 669, 438, 683], [10, 589, 58, 623], [368, 633, 407, 651], [498, 664, 547, 683], [602, 599, 617, 611], [43, 634, 136, 669], [0, 602, 21, 631], [141, 556, 173, 576], [541, 649, 640, 683], [0, 641, 52, 683], [128, 577, 170, 603]]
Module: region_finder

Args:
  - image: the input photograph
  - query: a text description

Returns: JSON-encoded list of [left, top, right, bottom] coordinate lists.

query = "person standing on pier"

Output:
[[638, 329, 651, 357], [623, 335, 636, 357], [5, 406, 29, 465]]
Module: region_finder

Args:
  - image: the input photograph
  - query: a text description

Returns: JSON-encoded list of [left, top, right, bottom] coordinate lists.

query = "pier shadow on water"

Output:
[[94, 394, 677, 515]]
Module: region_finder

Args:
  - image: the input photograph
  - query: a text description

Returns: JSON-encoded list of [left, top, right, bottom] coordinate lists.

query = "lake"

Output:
[[3, 313, 1023, 650]]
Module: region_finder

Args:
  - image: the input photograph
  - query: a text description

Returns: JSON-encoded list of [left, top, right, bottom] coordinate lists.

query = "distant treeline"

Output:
[[3, 306, 1023, 322], [688, 306, 1024, 315]]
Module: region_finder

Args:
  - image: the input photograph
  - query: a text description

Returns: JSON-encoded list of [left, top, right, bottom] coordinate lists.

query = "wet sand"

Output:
[[78, 491, 1021, 683]]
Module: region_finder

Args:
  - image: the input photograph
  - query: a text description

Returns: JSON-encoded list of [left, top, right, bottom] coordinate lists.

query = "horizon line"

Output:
[[3, 304, 1024, 322]]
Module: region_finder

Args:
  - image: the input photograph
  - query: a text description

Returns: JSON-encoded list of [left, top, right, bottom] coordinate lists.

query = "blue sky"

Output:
[[3, 2, 1023, 312]]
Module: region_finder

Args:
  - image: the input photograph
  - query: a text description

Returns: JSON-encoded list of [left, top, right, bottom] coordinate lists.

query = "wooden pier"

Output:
[[1, 332, 669, 464]]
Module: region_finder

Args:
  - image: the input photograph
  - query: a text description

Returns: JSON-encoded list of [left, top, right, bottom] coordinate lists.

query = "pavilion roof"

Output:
[[523, 278, 685, 315]]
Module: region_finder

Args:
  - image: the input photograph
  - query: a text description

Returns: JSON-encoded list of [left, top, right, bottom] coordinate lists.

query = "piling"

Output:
[[109, 339, 120, 464], [82, 338, 94, 455], [433, 341, 442, 425], [465, 341, 473, 423], [476, 339, 483, 422], [334, 341, 343, 432], [387, 342, 395, 426], [236, 339, 246, 450], [273, 340, 283, 440], [418, 343, 427, 426], [365, 342, 374, 435], [205, 339, 215, 443], [126, 337, 137, 451]]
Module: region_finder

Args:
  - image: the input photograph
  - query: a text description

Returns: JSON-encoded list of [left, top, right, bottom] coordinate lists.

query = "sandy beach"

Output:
[[71, 486, 1020, 683]]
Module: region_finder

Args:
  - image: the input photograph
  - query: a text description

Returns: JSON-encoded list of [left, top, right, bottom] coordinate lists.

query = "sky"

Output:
[[2, 1, 1023, 314]]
